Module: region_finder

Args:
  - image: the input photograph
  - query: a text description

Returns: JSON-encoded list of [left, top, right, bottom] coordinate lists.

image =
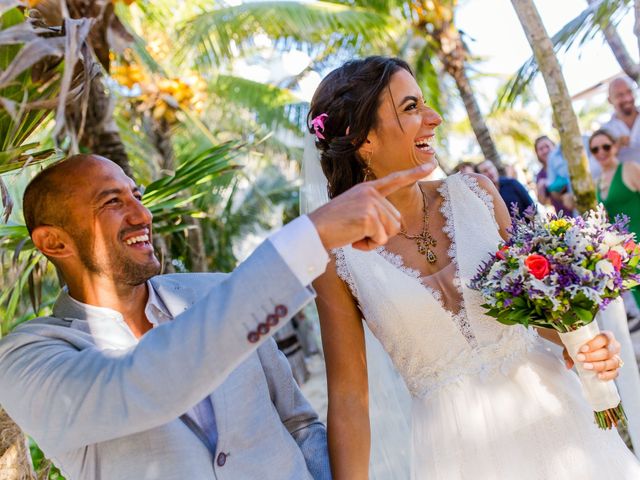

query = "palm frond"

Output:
[[334, 0, 405, 14], [142, 141, 242, 231], [181, 1, 398, 68], [209, 75, 306, 132], [0, 8, 96, 173], [495, 0, 630, 110], [0, 222, 48, 336]]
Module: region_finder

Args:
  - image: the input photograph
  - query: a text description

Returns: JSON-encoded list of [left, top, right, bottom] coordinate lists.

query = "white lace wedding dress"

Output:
[[335, 173, 640, 479]]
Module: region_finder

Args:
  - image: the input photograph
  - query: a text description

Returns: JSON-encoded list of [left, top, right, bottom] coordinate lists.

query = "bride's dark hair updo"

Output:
[[308, 56, 413, 198]]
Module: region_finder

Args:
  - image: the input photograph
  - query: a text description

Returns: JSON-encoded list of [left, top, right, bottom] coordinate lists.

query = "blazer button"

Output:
[[266, 314, 279, 327], [247, 331, 259, 343], [216, 452, 227, 467], [275, 304, 288, 317], [257, 322, 269, 335]]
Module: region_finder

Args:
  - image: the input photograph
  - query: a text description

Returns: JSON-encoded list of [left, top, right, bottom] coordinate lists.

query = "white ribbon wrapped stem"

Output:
[[558, 321, 621, 412]]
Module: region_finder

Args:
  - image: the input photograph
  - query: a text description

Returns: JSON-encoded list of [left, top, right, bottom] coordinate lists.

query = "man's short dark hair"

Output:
[[23, 154, 104, 235], [23, 161, 70, 235]]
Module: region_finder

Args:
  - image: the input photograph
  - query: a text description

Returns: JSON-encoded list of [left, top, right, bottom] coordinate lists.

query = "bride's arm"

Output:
[[313, 257, 370, 480]]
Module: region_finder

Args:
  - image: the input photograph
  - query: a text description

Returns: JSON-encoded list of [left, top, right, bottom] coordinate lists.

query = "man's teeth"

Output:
[[125, 234, 149, 245]]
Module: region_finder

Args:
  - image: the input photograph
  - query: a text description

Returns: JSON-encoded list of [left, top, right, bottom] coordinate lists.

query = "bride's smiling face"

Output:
[[360, 69, 442, 178]]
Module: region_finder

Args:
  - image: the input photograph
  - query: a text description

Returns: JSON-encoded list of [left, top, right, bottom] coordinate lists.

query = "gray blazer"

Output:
[[0, 241, 331, 479]]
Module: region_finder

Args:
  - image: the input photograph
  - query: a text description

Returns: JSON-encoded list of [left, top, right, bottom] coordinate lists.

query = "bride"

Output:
[[307, 56, 640, 479]]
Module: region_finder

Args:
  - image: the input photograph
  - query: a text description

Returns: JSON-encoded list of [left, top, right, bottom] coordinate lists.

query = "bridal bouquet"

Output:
[[470, 206, 640, 429]]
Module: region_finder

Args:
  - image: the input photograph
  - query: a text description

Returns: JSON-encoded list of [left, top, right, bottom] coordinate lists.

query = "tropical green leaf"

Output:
[[182, 1, 399, 67], [209, 74, 305, 132], [142, 142, 242, 227]]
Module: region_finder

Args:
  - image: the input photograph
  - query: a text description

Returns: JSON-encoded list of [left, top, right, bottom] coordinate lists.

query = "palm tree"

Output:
[[182, 0, 505, 169], [29, 0, 137, 178], [585, 0, 639, 84], [111, 1, 310, 272], [498, 0, 636, 107], [510, 0, 596, 213], [411, 1, 503, 168]]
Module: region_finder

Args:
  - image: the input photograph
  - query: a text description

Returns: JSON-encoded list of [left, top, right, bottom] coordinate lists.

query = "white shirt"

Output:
[[602, 113, 640, 164]]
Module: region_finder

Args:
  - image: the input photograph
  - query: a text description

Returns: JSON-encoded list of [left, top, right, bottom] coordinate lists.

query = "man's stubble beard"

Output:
[[74, 231, 161, 286], [618, 103, 637, 117]]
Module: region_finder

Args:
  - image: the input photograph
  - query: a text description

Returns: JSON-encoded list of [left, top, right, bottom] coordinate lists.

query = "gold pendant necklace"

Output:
[[398, 186, 437, 264]]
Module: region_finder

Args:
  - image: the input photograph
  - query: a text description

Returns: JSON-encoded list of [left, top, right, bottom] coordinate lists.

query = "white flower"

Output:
[[603, 231, 627, 248], [595, 260, 617, 289], [572, 264, 593, 282], [488, 261, 505, 280], [565, 228, 589, 254], [596, 259, 615, 276]]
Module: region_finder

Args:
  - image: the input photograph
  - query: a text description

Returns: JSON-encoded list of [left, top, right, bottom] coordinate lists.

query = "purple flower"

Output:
[[554, 264, 580, 289]]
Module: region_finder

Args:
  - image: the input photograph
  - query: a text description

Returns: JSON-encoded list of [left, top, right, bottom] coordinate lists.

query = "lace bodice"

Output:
[[335, 174, 537, 398]]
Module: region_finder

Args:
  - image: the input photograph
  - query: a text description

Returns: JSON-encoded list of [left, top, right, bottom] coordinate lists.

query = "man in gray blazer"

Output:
[[0, 154, 432, 479]]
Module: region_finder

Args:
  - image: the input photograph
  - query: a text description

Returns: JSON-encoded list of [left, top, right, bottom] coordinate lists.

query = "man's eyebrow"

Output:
[[94, 185, 140, 202], [94, 188, 123, 202]]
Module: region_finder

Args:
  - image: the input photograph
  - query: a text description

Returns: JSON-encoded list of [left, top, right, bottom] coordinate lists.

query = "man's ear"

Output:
[[31, 226, 75, 260]]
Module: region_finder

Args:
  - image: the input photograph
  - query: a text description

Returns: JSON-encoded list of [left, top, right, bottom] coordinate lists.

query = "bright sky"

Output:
[[457, 0, 637, 102]]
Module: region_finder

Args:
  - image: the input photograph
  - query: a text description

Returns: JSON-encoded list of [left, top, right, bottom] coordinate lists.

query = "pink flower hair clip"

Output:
[[311, 113, 329, 140]]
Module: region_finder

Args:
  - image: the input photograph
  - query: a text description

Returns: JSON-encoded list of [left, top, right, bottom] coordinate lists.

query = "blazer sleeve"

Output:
[[0, 241, 316, 456], [257, 339, 332, 480]]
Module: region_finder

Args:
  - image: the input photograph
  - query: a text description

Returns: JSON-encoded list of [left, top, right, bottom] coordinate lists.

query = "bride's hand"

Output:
[[563, 331, 622, 381]]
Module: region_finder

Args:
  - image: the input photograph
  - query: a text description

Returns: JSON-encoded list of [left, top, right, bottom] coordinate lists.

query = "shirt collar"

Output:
[[52, 280, 173, 349]]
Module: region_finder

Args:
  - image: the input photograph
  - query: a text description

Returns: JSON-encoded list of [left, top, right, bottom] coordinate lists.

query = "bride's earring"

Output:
[[362, 151, 374, 182]]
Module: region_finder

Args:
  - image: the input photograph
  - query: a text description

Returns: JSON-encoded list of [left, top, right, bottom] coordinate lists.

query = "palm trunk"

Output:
[[437, 31, 504, 170], [587, 0, 640, 84], [0, 409, 35, 480], [72, 74, 135, 179], [511, 0, 596, 213]]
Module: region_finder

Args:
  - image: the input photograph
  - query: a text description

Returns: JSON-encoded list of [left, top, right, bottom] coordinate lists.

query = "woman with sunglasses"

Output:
[[590, 129, 640, 312]]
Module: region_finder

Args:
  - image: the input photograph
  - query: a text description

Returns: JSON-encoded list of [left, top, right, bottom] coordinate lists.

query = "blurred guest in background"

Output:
[[475, 159, 534, 217], [454, 161, 476, 175], [602, 77, 640, 165], [590, 128, 640, 325], [534, 135, 565, 214]]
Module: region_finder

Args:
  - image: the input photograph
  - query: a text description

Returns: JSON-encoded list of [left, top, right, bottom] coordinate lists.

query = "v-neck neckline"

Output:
[[374, 175, 477, 346]]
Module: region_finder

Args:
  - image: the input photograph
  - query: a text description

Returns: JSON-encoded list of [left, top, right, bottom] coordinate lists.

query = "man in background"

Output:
[[602, 77, 640, 164], [475, 159, 534, 217]]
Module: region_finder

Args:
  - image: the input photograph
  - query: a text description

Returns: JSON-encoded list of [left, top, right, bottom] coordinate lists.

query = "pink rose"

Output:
[[624, 239, 637, 254], [606, 250, 623, 271]]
